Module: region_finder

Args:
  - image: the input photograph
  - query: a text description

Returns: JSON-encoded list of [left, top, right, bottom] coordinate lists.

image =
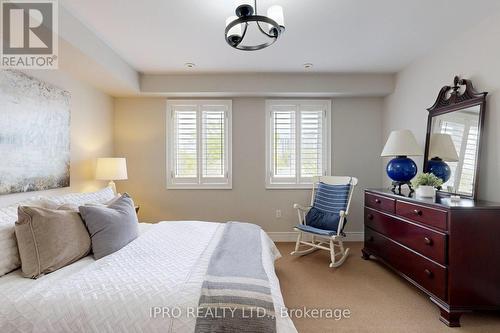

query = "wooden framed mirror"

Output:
[[424, 76, 487, 200]]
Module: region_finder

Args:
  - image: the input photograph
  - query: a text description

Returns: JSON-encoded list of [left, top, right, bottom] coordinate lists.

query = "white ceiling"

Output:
[[61, 0, 500, 74]]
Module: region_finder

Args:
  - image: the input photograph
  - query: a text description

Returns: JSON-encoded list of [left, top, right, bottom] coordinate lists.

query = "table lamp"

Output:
[[426, 133, 459, 183], [96, 158, 128, 194], [381, 129, 423, 194]]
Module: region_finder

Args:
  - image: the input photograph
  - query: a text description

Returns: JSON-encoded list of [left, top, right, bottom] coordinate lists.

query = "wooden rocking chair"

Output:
[[291, 176, 358, 268]]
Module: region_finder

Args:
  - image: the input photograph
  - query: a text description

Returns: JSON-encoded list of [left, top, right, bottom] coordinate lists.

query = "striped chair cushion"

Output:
[[313, 183, 351, 214], [304, 182, 351, 232]]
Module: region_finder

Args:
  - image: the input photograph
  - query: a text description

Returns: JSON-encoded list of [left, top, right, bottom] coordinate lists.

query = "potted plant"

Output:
[[413, 173, 443, 198]]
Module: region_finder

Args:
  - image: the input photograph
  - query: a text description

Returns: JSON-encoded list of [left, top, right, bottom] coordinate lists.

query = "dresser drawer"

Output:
[[396, 201, 448, 231], [365, 208, 447, 264], [365, 228, 447, 301], [365, 193, 395, 214]]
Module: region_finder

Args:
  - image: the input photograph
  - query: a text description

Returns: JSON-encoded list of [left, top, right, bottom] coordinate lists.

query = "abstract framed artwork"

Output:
[[0, 70, 71, 195]]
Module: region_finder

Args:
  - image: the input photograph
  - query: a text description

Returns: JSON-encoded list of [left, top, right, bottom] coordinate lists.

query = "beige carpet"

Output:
[[275, 242, 500, 333]]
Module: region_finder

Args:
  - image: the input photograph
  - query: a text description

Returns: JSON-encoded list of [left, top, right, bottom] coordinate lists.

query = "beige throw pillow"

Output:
[[15, 206, 91, 279]]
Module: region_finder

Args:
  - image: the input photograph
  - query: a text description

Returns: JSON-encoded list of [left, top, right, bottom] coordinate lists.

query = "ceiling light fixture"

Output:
[[304, 63, 313, 69], [184, 62, 196, 69], [225, 1, 285, 51]]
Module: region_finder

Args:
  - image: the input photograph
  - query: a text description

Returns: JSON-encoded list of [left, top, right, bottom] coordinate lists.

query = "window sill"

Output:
[[166, 184, 232, 190], [265, 184, 312, 190]]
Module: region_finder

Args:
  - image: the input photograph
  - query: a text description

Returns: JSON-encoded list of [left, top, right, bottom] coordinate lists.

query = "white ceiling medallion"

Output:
[[225, 1, 285, 51]]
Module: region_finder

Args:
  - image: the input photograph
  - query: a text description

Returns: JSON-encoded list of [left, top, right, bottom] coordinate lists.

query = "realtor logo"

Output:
[[1, 0, 58, 69]]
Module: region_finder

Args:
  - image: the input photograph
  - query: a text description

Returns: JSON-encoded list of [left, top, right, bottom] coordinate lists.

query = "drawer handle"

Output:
[[424, 269, 433, 278], [368, 236, 374, 242], [424, 237, 433, 245], [367, 214, 374, 220], [413, 209, 423, 216], [375, 199, 381, 204]]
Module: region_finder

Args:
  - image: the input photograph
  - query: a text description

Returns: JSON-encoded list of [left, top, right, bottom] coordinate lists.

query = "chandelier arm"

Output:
[[226, 16, 280, 36], [253, 0, 274, 38], [234, 39, 277, 51], [256, 21, 275, 38], [253, 0, 280, 37], [238, 22, 249, 46]]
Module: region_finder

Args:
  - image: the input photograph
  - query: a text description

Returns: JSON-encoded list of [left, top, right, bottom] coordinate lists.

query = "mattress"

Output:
[[0, 222, 297, 333]]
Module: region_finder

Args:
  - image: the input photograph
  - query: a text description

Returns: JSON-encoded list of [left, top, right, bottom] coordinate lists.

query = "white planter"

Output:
[[416, 186, 435, 198]]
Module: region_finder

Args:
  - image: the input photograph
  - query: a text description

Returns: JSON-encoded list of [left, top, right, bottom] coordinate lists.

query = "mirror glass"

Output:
[[427, 105, 481, 197]]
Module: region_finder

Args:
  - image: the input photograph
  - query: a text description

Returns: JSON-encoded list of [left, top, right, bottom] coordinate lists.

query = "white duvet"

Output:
[[0, 222, 297, 333]]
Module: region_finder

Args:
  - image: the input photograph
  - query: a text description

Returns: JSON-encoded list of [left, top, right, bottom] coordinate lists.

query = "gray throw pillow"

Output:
[[79, 193, 139, 260]]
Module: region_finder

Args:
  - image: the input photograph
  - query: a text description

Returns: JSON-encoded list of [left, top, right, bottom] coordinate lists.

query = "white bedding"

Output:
[[0, 222, 297, 333]]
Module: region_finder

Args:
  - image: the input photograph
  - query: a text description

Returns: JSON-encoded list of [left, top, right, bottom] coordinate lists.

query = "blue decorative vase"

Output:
[[386, 156, 418, 182], [426, 157, 451, 183]]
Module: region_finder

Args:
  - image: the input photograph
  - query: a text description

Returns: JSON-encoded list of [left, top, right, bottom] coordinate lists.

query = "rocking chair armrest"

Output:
[[337, 210, 348, 235], [293, 204, 311, 212], [294, 204, 311, 226]]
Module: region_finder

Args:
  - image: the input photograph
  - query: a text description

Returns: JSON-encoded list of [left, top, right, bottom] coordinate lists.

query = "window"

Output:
[[266, 100, 331, 188], [167, 100, 232, 189], [436, 115, 479, 195]]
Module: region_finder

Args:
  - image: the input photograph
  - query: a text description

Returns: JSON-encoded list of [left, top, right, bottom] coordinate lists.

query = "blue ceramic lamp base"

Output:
[[386, 156, 418, 194], [426, 157, 451, 183]]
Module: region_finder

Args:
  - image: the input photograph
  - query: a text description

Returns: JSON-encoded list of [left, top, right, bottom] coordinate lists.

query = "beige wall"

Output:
[[0, 69, 114, 207], [140, 73, 394, 97], [383, 12, 500, 202], [114, 97, 383, 233]]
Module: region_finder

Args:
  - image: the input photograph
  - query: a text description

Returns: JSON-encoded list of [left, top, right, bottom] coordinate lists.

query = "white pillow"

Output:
[[0, 188, 115, 277], [48, 187, 115, 206], [0, 204, 21, 276]]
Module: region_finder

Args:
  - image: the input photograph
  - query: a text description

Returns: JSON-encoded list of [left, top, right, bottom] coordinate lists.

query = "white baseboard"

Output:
[[267, 231, 364, 242]]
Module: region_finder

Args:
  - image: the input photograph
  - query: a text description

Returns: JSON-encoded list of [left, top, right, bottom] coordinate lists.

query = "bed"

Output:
[[0, 220, 297, 333]]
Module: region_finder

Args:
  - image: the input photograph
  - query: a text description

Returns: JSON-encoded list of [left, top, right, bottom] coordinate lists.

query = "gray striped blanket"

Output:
[[195, 222, 276, 333]]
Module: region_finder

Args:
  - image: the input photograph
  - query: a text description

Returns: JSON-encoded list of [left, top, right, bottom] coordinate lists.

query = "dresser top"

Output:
[[366, 188, 500, 210]]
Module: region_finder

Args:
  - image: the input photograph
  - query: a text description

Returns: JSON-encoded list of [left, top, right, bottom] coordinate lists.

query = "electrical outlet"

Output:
[[275, 209, 282, 218]]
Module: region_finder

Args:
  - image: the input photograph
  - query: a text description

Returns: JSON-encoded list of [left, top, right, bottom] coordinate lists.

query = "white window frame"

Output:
[[265, 99, 332, 189], [166, 100, 232, 189]]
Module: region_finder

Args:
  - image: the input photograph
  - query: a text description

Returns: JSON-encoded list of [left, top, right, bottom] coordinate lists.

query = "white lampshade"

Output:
[[381, 130, 423, 157], [267, 5, 285, 27], [96, 158, 128, 181], [226, 16, 242, 37], [429, 133, 459, 162]]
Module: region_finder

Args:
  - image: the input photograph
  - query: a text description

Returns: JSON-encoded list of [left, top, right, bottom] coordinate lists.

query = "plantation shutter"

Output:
[[174, 109, 198, 179], [300, 110, 324, 180], [202, 109, 226, 178], [271, 108, 296, 182], [458, 124, 479, 194]]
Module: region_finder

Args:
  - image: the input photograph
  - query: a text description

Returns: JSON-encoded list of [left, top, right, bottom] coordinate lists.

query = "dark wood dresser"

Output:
[[362, 189, 500, 327]]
